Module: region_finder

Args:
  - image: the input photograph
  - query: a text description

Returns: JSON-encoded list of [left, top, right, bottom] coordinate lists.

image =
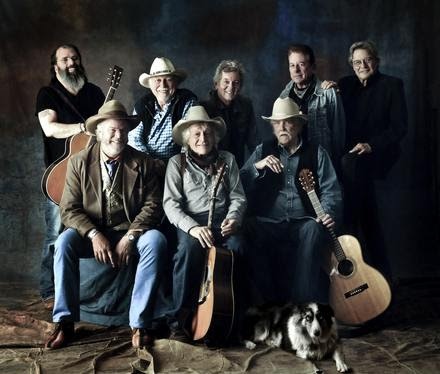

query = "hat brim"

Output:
[[172, 117, 226, 146], [139, 69, 187, 88], [261, 113, 308, 123], [85, 113, 139, 136]]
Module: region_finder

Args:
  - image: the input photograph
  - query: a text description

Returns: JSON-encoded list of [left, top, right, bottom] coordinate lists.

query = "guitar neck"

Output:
[[105, 86, 117, 103], [306, 190, 346, 261], [207, 163, 226, 230]]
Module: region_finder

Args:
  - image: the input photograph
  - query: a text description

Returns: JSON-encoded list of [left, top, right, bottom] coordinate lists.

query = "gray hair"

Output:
[[348, 40, 380, 65], [213, 60, 245, 87], [181, 123, 221, 148]]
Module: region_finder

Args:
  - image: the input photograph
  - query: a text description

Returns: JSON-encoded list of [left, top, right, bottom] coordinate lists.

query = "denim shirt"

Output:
[[163, 150, 247, 233], [240, 141, 342, 225], [280, 78, 346, 162]]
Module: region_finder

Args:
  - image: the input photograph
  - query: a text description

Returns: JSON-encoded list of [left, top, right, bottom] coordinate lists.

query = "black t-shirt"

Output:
[[35, 78, 105, 166]]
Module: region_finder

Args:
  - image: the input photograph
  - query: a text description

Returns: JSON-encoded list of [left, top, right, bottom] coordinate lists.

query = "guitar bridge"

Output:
[[344, 283, 369, 299]]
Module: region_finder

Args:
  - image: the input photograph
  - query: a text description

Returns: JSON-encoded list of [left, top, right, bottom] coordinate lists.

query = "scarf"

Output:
[[188, 148, 219, 175]]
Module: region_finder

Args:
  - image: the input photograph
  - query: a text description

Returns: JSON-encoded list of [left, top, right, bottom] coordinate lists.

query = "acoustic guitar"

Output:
[[299, 168, 392, 325], [191, 162, 235, 342], [41, 65, 123, 204]]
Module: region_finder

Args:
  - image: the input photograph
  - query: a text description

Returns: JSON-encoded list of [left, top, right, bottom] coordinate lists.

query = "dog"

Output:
[[241, 302, 349, 373]]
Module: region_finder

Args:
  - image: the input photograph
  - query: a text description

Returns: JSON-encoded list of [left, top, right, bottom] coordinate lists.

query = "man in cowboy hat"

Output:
[[45, 100, 169, 349], [163, 105, 246, 343], [240, 97, 342, 305], [128, 57, 197, 161]]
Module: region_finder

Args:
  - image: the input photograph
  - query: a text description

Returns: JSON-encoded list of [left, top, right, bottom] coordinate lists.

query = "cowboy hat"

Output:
[[139, 57, 187, 88], [262, 97, 308, 123], [172, 105, 226, 146], [85, 100, 138, 135]]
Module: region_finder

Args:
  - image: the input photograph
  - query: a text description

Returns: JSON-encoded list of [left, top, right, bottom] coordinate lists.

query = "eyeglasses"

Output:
[[352, 57, 375, 67], [57, 56, 80, 64]]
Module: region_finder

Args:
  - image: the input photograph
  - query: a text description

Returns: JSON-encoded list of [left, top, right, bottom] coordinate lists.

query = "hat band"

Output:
[[150, 69, 174, 75], [99, 110, 129, 117]]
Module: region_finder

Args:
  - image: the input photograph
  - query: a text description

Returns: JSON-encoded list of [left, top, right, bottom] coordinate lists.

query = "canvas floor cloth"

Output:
[[0, 279, 440, 373]]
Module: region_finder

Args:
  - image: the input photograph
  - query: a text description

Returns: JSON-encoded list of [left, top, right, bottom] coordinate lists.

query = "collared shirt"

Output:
[[100, 150, 121, 181], [163, 150, 247, 233], [240, 141, 342, 224], [280, 77, 346, 162], [128, 98, 194, 160]]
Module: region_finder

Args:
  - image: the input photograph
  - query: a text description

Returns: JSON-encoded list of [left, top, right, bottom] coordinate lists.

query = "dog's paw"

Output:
[[336, 360, 350, 372], [243, 340, 257, 350]]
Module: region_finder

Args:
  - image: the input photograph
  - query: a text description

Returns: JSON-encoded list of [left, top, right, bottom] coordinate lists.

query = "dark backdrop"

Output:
[[0, 0, 439, 284]]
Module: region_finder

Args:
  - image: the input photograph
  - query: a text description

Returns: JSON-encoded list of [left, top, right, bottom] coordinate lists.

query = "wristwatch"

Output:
[[126, 232, 138, 243], [87, 229, 100, 240]]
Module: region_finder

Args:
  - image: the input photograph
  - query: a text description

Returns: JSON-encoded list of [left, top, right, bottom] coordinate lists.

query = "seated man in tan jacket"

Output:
[[45, 100, 168, 349]]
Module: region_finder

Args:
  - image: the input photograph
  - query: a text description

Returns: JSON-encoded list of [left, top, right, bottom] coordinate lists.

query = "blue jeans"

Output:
[[169, 228, 243, 326], [244, 218, 330, 304], [53, 228, 169, 328], [40, 199, 62, 300]]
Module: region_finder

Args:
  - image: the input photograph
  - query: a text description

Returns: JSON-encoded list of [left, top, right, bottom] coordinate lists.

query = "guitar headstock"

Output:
[[299, 168, 315, 192], [107, 65, 123, 89]]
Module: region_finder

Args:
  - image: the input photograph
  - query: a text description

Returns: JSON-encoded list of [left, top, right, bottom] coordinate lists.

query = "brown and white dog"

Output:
[[241, 302, 349, 373]]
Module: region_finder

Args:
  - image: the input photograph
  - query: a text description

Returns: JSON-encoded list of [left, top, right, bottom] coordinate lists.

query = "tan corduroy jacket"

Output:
[[60, 143, 163, 237]]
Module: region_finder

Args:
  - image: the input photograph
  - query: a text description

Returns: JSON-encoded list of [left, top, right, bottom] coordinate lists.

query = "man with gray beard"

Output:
[[35, 44, 104, 309]]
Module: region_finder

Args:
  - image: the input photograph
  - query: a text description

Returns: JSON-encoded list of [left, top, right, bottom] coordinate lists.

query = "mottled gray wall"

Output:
[[0, 0, 439, 284]]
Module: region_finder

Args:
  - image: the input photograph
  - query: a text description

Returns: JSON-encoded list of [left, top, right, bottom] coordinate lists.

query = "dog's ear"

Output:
[[319, 303, 335, 318]]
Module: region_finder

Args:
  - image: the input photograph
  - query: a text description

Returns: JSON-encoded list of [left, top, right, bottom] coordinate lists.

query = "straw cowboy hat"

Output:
[[262, 97, 308, 123], [139, 57, 187, 88], [172, 105, 226, 146], [85, 100, 138, 135]]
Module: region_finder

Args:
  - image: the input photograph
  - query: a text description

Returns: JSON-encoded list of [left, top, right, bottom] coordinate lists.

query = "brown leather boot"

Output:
[[45, 321, 75, 349], [132, 328, 155, 348]]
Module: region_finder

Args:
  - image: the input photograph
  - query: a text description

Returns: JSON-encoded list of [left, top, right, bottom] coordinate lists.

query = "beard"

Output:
[[58, 64, 87, 93]]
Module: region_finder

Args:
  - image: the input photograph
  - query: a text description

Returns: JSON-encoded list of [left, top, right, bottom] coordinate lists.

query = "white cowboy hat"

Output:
[[85, 100, 138, 135], [262, 97, 308, 123], [138, 57, 187, 88], [172, 105, 226, 146]]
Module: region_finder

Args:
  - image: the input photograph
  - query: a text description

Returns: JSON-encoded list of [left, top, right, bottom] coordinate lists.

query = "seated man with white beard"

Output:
[[45, 100, 169, 349]]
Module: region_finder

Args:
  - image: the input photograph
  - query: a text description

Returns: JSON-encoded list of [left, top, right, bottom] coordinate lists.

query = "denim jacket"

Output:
[[280, 77, 346, 163]]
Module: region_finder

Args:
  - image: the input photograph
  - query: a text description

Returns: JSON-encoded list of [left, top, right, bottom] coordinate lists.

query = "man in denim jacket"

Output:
[[280, 44, 345, 171]]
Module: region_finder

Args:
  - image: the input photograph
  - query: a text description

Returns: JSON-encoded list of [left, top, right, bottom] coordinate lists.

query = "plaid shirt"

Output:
[[129, 98, 194, 161]]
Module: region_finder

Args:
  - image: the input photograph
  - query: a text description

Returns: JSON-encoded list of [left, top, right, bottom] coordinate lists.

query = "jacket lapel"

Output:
[[122, 148, 139, 220], [88, 145, 102, 209]]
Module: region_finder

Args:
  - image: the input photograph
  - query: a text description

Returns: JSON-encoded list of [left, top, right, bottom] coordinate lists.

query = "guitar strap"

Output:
[[48, 86, 86, 122]]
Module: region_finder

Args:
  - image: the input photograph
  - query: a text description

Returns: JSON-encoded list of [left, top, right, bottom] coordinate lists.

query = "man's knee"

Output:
[[137, 229, 168, 260], [54, 228, 82, 258], [300, 219, 326, 238], [175, 231, 205, 264]]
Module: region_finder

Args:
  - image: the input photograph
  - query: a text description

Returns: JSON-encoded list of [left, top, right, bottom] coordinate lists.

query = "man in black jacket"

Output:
[[200, 60, 257, 167], [128, 57, 197, 162], [338, 40, 408, 281]]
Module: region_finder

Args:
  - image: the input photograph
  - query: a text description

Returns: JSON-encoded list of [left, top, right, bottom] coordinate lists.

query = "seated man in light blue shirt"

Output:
[[240, 97, 342, 305], [129, 57, 197, 162], [163, 106, 246, 344]]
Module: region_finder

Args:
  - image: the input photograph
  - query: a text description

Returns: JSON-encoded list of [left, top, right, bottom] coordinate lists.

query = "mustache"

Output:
[[60, 64, 87, 81]]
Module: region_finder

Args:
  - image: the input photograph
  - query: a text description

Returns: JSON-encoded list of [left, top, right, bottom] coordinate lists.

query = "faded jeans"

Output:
[[40, 199, 62, 300], [53, 228, 169, 328]]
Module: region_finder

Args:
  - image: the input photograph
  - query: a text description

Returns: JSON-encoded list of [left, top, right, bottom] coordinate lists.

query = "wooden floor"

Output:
[[0, 278, 439, 373]]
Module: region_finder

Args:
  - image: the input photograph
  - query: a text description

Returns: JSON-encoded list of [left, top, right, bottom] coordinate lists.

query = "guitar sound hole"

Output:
[[338, 259, 354, 276]]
